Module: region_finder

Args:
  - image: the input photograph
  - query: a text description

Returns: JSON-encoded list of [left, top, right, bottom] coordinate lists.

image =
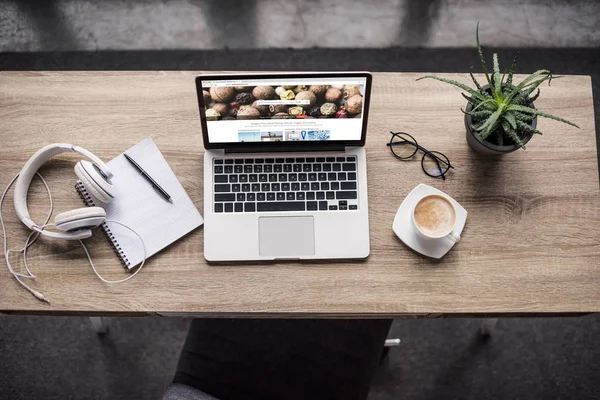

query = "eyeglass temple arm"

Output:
[[433, 157, 446, 180], [387, 132, 416, 148]]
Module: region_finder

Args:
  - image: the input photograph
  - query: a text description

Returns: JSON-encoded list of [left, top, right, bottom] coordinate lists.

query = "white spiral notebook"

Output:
[[76, 137, 203, 269]]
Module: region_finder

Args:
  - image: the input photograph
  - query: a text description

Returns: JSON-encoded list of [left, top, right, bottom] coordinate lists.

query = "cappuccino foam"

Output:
[[414, 195, 456, 237]]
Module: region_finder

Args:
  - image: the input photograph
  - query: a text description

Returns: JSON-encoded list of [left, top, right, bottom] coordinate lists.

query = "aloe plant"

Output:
[[417, 24, 579, 149]]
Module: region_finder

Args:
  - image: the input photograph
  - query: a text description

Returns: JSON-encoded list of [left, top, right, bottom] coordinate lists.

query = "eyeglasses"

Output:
[[386, 131, 454, 180]]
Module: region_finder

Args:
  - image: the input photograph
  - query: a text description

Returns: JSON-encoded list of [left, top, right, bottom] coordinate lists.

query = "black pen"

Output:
[[123, 153, 173, 203]]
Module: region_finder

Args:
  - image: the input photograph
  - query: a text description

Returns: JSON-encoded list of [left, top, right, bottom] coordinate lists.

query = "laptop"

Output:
[[196, 72, 372, 261]]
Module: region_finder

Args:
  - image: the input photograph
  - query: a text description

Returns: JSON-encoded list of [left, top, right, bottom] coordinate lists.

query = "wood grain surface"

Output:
[[0, 71, 598, 316]]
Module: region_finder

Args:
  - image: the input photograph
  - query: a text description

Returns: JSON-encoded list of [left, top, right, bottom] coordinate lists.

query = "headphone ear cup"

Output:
[[55, 207, 106, 232], [75, 161, 114, 204]]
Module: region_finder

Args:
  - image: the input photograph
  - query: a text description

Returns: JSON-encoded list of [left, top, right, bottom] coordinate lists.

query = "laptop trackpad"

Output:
[[259, 216, 315, 257]]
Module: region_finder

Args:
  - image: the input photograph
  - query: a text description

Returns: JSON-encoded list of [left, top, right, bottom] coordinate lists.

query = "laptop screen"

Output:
[[199, 75, 369, 145]]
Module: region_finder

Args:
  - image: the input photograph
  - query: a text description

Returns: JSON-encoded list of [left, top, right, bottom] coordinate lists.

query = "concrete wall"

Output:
[[1, 0, 598, 51]]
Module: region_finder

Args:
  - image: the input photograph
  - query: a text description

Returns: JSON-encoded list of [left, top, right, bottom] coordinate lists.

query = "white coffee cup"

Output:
[[412, 194, 461, 242]]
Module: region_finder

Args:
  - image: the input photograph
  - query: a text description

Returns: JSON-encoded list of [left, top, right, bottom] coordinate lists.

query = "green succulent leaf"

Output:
[[416, 76, 491, 102], [472, 121, 486, 131], [508, 104, 580, 128], [492, 53, 500, 76], [514, 112, 535, 123], [502, 121, 525, 149], [517, 120, 543, 135], [502, 84, 516, 99], [462, 94, 495, 112], [550, 75, 565, 84], [461, 92, 474, 103], [472, 98, 497, 112], [506, 51, 519, 87], [462, 108, 493, 119], [506, 70, 552, 103], [528, 89, 541, 103], [476, 22, 492, 87], [505, 112, 517, 130], [469, 68, 482, 92], [492, 53, 502, 99], [477, 104, 506, 139], [513, 76, 551, 104]]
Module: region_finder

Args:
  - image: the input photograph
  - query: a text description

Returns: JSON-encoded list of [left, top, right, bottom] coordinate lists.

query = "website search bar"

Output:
[[255, 100, 310, 106]]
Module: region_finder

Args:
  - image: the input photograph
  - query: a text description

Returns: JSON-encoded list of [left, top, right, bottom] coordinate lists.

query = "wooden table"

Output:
[[0, 72, 598, 317]]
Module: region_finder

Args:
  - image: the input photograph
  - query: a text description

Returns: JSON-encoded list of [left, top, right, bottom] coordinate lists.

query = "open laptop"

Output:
[[196, 72, 372, 261]]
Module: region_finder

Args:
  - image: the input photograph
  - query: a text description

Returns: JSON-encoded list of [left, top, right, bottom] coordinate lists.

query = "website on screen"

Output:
[[201, 77, 367, 143]]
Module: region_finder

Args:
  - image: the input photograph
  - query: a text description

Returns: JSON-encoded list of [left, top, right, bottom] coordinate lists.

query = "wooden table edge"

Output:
[[0, 310, 594, 319]]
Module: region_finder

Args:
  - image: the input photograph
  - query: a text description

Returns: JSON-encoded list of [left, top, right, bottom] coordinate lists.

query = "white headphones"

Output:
[[2, 143, 146, 303], [14, 143, 115, 240]]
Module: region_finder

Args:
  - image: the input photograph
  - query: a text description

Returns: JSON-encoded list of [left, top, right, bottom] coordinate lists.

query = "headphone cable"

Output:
[[1, 173, 146, 303], [1, 173, 53, 302]]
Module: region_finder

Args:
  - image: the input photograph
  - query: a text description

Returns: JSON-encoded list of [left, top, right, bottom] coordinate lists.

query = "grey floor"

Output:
[[1, 315, 600, 400], [1, 0, 600, 399]]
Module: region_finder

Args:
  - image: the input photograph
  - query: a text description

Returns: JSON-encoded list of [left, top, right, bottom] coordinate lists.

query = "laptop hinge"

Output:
[[224, 144, 346, 154]]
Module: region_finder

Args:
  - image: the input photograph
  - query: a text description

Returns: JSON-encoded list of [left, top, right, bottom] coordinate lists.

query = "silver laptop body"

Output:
[[196, 72, 372, 261]]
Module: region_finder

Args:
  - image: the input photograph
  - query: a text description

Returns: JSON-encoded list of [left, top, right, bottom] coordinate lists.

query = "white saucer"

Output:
[[392, 184, 467, 259]]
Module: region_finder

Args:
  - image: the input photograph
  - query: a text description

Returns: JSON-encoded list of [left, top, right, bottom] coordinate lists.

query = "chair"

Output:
[[166, 318, 393, 400]]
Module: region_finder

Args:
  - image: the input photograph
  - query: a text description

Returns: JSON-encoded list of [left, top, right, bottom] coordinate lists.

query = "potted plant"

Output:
[[417, 24, 579, 155]]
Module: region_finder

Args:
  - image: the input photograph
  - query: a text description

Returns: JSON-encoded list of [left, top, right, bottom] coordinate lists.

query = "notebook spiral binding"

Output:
[[75, 181, 131, 269]]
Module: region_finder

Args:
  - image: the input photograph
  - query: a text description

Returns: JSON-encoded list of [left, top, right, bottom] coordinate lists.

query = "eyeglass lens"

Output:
[[422, 151, 450, 177], [389, 133, 418, 159]]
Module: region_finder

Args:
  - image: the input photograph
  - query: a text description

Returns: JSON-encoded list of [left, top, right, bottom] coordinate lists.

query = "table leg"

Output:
[[89, 317, 108, 335], [480, 318, 498, 337]]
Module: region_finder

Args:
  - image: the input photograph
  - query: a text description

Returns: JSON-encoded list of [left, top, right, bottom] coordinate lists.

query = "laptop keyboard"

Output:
[[213, 156, 359, 213]]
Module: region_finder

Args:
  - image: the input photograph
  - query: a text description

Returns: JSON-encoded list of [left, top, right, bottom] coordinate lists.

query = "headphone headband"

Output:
[[71, 145, 113, 179], [14, 144, 113, 239]]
